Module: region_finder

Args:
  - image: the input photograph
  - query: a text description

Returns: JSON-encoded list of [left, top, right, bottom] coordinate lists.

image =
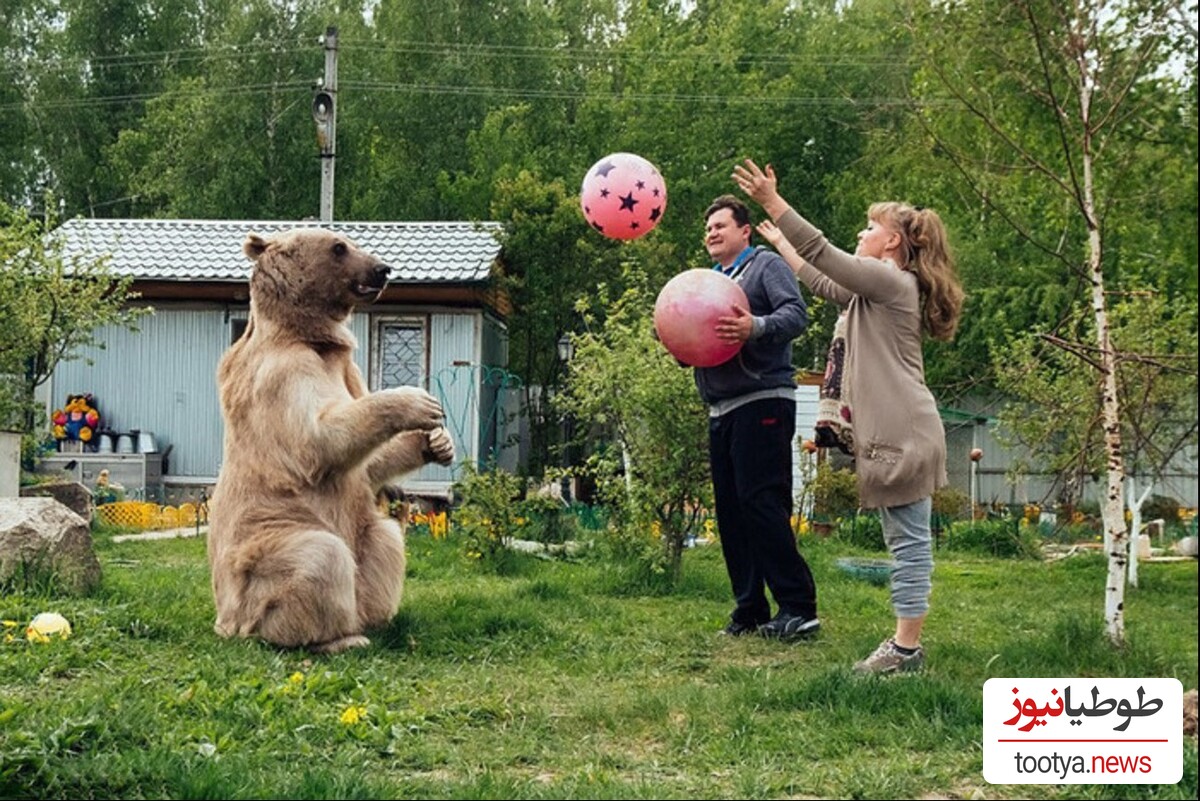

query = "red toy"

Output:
[[580, 152, 667, 240], [654, 270, 748, 367]]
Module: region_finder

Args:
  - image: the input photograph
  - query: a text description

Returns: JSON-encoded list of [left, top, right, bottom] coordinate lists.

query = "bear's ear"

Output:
[[243, 233, 268, 261]]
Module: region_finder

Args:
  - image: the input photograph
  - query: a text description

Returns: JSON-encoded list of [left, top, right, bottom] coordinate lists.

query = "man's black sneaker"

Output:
[[757, 612, 820, 641], [719, 619, 761, 637]]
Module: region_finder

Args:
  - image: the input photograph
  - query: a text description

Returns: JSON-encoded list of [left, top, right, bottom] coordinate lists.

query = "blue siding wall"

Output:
[[348, 312, 371, 378], [424, 312, 481, 483], [480, 314, 519, 473], [50, 305, 231, 478]]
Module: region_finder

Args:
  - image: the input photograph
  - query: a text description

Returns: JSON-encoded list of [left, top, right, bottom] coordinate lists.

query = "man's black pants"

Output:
[[709, 397, 818, 625]]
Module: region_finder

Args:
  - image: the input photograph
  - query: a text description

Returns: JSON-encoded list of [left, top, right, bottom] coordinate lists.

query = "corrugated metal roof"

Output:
[[50, 218, 503, 283]]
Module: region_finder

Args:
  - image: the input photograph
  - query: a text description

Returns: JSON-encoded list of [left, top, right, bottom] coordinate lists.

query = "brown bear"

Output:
[[207, 228, 453, 653]]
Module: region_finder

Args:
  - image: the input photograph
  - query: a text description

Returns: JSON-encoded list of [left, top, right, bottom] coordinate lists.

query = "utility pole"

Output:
[[312, 26, 338, 222]]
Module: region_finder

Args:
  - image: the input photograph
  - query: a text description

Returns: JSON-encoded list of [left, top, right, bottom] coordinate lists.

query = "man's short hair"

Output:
[[704, 194, 751, 227]]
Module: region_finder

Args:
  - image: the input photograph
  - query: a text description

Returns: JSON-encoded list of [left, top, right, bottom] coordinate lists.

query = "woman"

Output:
[[734, 158, 963, 674]]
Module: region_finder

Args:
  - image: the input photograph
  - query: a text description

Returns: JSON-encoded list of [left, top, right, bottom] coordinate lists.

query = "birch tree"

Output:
[[907, 0, 1193, 644]]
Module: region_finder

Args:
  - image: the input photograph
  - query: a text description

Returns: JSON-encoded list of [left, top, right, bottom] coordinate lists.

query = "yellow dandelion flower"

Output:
[[289, 672, 304, 685], [339, 704, 367, 725], [2, 620, 18, 629]]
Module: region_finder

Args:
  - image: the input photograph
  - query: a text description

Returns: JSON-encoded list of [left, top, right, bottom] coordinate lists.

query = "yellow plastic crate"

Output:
[[177, 503, 198, 526], [96, 501, 158, 529], [156, 506, 181, 529]]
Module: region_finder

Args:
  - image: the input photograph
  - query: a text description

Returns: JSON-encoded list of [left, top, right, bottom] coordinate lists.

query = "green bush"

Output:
[[1142, 494, 1182, 526], [589, 520, 677, 595], [451, 465, 525, 573], [810, 463, 859, 521], [1038, 520, 1100, 545], [517, 494, 581, 546], [931, 485, 969, 536], [931, 485, 968, 520], [944, 518, 1042, 559], [834, 512, 886, 551]]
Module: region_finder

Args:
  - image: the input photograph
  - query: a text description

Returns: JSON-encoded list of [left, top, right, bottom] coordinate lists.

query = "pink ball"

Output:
[[580, 152, 667, 240], [654, 269, 748, 367]]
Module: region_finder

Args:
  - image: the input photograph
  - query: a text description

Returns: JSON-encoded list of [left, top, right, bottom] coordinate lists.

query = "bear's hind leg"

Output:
[[355, 516, 407, 630], [234, 529, 363, 649]]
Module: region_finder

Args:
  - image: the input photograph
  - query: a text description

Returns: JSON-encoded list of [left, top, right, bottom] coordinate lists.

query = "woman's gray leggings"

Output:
[[881, 497, 934, 618]]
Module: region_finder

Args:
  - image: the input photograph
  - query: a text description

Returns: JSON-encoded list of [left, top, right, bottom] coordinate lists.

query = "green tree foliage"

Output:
[[346, 0, 582, 221], [0, 202, 147, 433], [9, 0, 241, 217], [832, 0, 1197, 402], [856, 0, 1195, 643], [488, 165, 663, 475], [104, 0, 352, 218], [556, 262, 712, 580], [996, 292, 1199, 503]]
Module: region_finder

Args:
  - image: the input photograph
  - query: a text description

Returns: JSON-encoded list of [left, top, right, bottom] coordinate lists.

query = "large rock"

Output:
[[20, 481, 94, 522], [0, 497, 101, 594]]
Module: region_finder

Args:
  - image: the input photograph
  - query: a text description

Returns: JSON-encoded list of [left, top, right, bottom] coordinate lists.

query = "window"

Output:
[[375, 318, 427, 389]]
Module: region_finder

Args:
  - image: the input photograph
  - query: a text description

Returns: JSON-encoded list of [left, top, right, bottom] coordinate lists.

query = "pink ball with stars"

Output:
[[580, 152, 667, 240]]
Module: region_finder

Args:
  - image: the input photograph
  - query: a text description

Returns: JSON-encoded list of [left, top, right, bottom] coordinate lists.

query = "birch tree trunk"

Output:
[[1074, 23, 1127, 646]]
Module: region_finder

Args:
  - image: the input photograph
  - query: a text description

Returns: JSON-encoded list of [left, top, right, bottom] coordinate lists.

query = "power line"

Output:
[[0, 40, 314, 74], [340, 79, 952, 107], [341, 39, 911, 68], [51, 95, 310, 219], [0, 36, 910, 81], [0, 82, 314, 113], [1, 77, 950, 113]]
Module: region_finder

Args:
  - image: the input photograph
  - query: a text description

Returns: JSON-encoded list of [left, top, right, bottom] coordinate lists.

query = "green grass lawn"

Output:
[[2, 530, 1196, 800]]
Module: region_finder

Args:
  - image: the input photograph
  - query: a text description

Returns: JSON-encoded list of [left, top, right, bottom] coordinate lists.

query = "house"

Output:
[[40, 218, 522, 503]]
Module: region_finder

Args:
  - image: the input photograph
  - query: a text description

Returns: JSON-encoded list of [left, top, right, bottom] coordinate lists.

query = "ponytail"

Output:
[[868, 202, 964, 341]]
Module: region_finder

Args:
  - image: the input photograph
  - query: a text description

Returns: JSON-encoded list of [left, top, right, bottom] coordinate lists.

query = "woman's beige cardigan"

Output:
[[777, 208, 947, 509]]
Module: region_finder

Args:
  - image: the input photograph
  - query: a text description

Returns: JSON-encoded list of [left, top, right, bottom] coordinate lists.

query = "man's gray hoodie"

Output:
[[694, 246, 807, 410]]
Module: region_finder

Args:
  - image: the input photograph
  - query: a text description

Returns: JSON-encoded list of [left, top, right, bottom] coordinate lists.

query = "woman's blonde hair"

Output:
[[868, 201, 964, 341]]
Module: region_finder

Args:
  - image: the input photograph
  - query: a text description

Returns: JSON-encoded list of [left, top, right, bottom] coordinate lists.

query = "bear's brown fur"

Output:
[[208, 229, 453, 653]]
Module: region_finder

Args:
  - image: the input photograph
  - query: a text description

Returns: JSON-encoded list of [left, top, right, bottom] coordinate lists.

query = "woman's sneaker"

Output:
[[853, 638, 925, 674]]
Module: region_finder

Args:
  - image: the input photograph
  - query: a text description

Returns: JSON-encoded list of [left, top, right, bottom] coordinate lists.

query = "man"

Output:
[[697, 194, 819, 640]]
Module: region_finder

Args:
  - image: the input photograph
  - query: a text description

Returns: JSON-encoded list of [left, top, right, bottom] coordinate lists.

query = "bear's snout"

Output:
[[352, 261, 392, 300]]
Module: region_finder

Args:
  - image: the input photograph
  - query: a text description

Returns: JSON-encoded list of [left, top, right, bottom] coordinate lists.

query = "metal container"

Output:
[[97, 432, 115, 453], [115, 433, 135, 454], [136, 430, 158, 453]]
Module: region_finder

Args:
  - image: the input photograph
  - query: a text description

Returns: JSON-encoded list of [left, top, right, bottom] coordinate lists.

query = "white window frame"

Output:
[[371, 315, 429, 391]]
